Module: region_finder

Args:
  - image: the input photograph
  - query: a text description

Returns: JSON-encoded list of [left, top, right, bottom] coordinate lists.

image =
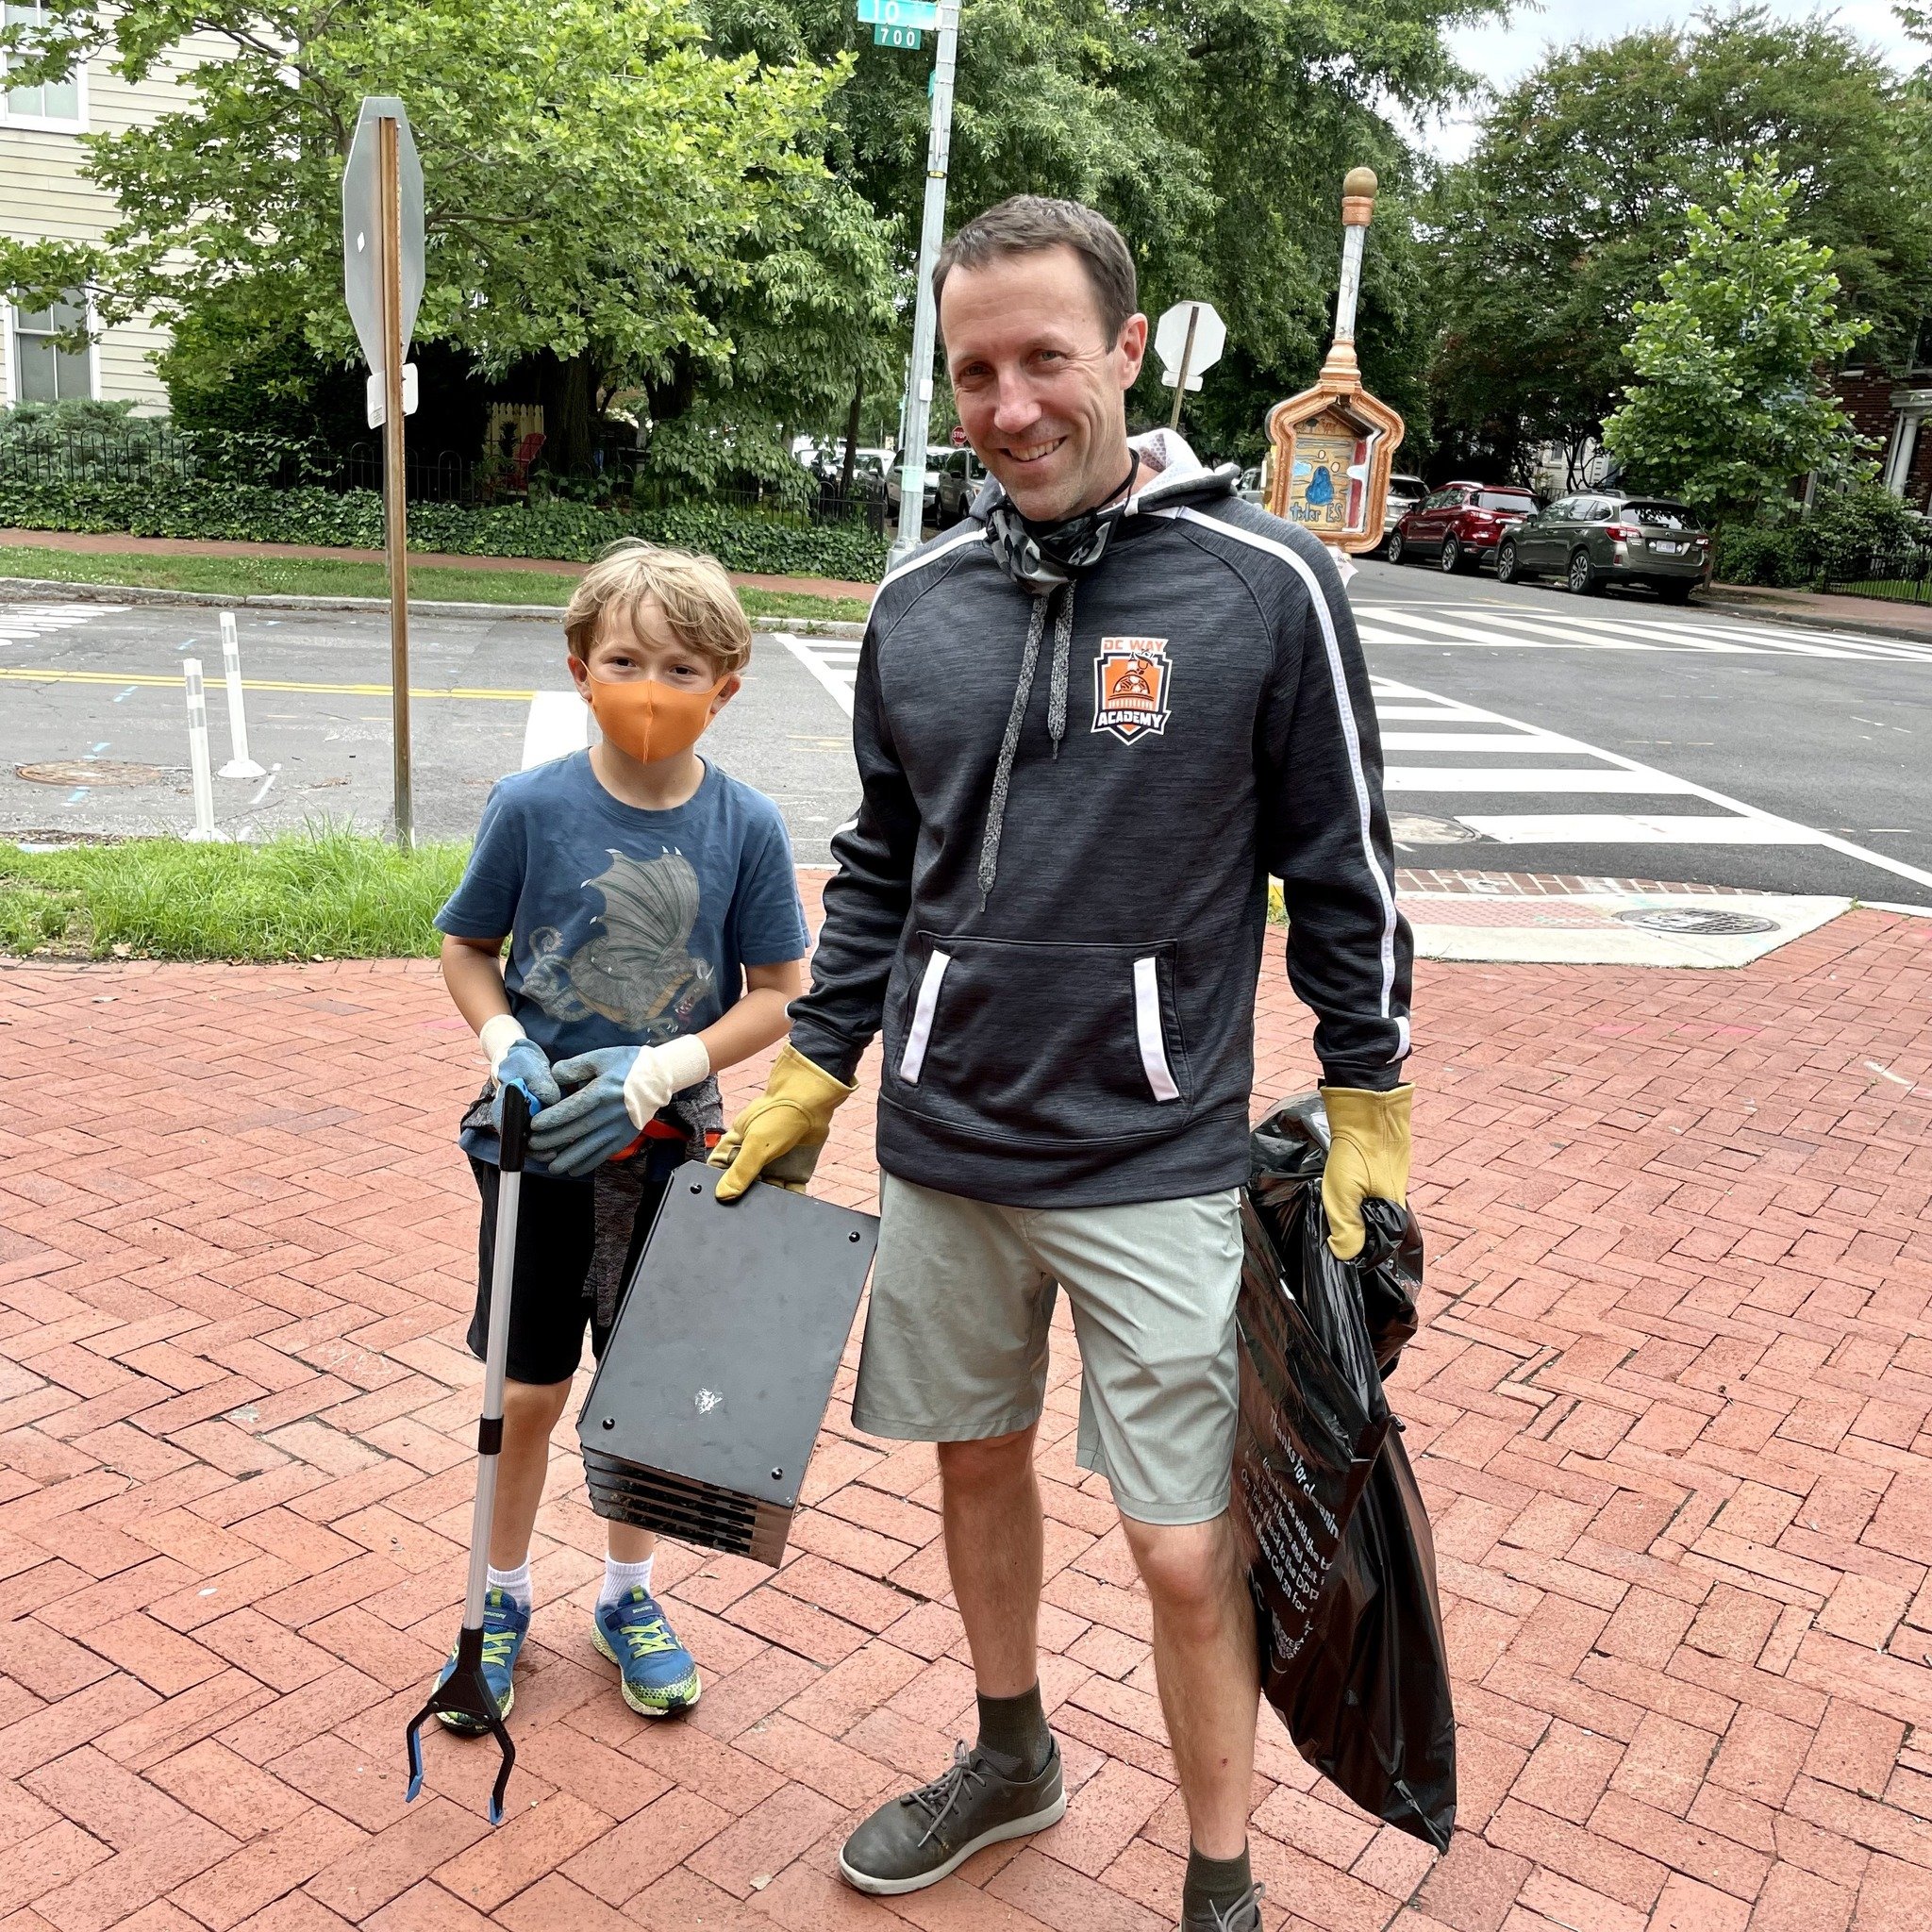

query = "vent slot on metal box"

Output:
[[578, 1162, 878, 1568]]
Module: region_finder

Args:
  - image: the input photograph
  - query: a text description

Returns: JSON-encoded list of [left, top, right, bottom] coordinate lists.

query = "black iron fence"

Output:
[[1820, 528, 1932, 605], [0, 424, 890, 529]]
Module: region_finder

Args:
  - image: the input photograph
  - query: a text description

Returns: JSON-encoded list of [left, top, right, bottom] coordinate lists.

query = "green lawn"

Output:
[[0, 830, 467, 959], [0, 544, 872, 624]]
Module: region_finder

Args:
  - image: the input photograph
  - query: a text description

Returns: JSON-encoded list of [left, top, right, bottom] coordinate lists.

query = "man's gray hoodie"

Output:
[[788, 432, 1413, 1208]]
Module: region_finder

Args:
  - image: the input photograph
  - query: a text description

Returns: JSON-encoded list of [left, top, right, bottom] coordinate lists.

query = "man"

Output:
[[714, 195, 1413, 1932]]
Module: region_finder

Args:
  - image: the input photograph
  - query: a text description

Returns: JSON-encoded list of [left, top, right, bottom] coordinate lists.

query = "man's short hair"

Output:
[[563, 539, 753, 675], [934, 196, 1139, 345]]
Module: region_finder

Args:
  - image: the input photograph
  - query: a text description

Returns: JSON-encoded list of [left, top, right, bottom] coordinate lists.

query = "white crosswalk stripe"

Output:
[[764, 609, 1932, 893], [774, 630, 863, 716], [0, 601, 132, 647], [1371, 673, 1932, 892], [1357, 598, 1932, 662]]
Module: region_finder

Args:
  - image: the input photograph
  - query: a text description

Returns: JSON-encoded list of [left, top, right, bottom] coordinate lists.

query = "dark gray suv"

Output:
[[1497, 492, 1711, 602]]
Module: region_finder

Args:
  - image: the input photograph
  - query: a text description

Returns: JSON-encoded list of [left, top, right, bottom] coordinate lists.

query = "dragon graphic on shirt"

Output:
[[521, 848, 715, 1035]]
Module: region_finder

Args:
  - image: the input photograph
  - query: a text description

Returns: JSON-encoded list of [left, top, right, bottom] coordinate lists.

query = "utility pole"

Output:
[[888, 0, 959, 571]]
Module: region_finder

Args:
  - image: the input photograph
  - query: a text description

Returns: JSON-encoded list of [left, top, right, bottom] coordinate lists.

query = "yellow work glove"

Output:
[[710, 1043, 858, 1202], [1321, 1084, 1413, 1261]]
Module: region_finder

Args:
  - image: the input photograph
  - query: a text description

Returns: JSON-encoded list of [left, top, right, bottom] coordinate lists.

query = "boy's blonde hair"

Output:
[[564, 539, 754, 676]]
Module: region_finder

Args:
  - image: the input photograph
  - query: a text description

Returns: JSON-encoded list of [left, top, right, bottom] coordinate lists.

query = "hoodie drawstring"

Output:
[[978, 580, 1076, 908]]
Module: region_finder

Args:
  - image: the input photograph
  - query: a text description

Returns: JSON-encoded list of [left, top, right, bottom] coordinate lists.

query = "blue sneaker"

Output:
[[592, 1586, 701, 1717], [432, 1586, 528, 1734]]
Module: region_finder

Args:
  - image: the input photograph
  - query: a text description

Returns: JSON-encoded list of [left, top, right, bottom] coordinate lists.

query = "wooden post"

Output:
[[1168, 305, 1201, 432], [379, 113, 412, 850]]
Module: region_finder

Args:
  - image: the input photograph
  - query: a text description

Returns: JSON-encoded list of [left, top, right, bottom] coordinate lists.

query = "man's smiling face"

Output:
[[941, 243, 1148, 524]]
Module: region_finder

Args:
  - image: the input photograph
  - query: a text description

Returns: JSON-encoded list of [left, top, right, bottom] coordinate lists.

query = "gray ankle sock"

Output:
[[1182, 1844, 1253, 1926], [975, 1685, 1051, 1780]]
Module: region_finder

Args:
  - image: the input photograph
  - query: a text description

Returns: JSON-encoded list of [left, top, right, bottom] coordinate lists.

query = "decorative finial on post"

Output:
[[1326, 168, 1379, 383]]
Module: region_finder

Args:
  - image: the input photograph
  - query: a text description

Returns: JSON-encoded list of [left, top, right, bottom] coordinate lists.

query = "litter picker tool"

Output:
[[404, 1079, 534, 1824]]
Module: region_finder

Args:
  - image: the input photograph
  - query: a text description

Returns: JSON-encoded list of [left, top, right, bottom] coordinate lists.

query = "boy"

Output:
[[430, 540, 808, 1726]]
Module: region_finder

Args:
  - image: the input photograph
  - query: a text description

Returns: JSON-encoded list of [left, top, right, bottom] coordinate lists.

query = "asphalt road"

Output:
[[0, 604, 861, 862], [1, 565, 1927, 903], [1348, 557, 1932, 902]]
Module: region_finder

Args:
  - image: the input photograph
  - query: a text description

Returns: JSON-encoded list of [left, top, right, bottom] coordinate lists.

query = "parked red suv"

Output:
[[1386, 481, 1541, 574]]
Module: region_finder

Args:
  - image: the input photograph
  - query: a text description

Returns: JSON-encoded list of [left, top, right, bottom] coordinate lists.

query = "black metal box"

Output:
[[578, 1162, 879, 1567]]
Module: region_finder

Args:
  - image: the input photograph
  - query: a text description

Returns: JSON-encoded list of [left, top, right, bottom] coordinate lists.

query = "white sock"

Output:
[[601, 1554, 655, 1608], [486, 1561, 532, 1609]]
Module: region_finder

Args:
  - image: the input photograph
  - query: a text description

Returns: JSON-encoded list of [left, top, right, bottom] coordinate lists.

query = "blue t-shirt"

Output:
[[437, 752, 808, 1158]]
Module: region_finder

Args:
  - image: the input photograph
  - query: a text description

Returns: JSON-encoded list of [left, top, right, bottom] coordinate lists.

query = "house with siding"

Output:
[[0, 8, 220, 411]]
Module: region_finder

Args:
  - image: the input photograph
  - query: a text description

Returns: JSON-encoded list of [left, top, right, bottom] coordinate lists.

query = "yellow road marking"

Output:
[[0, 667, 536, 701]]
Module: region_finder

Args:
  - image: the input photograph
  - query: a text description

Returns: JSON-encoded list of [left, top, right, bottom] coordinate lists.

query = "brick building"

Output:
[[1837, 343, 1932, 508]]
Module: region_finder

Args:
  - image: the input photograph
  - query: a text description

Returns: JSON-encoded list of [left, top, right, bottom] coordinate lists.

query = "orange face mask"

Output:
[[585, 675, 725, 764]]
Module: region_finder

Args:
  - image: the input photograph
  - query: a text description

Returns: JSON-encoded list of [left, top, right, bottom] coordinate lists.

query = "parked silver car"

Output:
[[1497, 492, 1711, 601]]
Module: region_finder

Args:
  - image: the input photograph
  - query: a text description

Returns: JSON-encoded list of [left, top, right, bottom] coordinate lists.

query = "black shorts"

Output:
[[465, 1149, 678, 1386]]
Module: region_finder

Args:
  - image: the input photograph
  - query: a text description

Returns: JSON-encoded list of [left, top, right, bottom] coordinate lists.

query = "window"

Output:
[[1476, 491, 1537, 513], [13, 295, 92, 401], [2, 3, 82, 125], [1629, 502, 1691, 529]]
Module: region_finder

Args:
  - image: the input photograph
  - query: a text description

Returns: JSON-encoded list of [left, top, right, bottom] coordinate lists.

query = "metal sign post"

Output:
[[887, 0, 959, 571], [342, 97, 425, 848]]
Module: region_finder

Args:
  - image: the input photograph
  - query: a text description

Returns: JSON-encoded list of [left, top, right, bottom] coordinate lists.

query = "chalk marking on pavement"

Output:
[[250, 764, 280, 806], [1865, 1060, 1915, 1089], [112, 685, 138, 702]]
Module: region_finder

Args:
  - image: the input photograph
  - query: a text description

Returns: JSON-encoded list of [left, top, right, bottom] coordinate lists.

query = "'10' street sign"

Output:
[[857, 0, 939, 25]]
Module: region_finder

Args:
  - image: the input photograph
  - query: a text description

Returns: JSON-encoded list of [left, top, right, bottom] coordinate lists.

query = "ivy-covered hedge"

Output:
[[0, 478, 887, 581]]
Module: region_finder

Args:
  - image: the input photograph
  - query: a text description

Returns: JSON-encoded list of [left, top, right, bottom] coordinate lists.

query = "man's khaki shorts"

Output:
[[850, 1173, 1244, 1525]]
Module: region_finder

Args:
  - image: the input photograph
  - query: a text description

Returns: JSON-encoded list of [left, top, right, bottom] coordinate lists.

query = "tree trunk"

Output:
[[839, 367, 863, 497], [537, 350, 596, 475]]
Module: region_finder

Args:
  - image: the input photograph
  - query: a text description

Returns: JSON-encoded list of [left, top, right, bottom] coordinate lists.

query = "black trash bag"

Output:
[[1248, 1093, 1421, 1377], [1232, 1092, 1457, 1852]]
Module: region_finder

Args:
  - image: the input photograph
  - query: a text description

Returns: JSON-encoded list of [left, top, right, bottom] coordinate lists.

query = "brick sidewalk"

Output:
[[1, 909, 1929, 1931]]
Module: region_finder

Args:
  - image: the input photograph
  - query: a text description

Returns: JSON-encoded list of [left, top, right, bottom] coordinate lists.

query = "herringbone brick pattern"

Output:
[[1, 903, 1927, 1931]]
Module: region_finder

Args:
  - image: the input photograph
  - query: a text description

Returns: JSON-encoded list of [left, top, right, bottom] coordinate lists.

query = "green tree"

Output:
[[702, 0, 1502, 462], [1602, 157, 1871, 519], [0, 0, 891, 473], [1428, 8, 1932, 481]]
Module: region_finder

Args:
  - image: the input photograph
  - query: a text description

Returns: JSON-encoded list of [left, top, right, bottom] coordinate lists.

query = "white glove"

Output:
[[622, 1034, 711, 1130], [478, 1013, 529, 1076]]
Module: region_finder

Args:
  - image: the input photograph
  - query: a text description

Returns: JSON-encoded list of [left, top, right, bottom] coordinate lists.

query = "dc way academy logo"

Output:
[[1091, 637, 1173, 744]]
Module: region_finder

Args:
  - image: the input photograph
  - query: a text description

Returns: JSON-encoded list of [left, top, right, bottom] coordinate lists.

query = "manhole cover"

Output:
[[14, 759, 165, 787], [1391, 812, 1484, 846], [1614, 907, 1778, 936]]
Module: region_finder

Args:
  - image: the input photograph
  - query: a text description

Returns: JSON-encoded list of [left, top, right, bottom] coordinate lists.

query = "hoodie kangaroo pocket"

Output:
[[886, 932, 1191, 1146]]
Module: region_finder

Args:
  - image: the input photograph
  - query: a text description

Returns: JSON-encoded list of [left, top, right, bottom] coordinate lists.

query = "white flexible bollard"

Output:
[[183, 658, 223, 842], [217, 611, 266, 779]]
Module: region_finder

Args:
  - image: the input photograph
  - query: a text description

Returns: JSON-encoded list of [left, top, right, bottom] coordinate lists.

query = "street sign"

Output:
[[342, 96, 425, 379], [857, 0, 939, 25], [341, 94, 424, 851], [950, 424, 968, 446], [874, 23, 923, 44], [1155, 299, 1225, 395]]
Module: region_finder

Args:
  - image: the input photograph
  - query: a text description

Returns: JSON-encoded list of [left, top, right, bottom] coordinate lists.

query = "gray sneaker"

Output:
[[838, 1739, 1066, 1894], [1181, 1881, 1266, 1931]]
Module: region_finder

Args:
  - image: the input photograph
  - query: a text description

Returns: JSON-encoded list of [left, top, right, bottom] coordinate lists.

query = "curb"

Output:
[[1701, 586, 1932, 646], [0, 575, 868, 639]]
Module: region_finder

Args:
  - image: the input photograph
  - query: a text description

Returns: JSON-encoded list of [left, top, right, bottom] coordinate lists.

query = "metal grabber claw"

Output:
[[403, 1078, 535, 1824]]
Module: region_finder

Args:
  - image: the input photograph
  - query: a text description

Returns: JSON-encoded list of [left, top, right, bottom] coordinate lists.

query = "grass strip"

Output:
[[0, 828, 467, 959], [0, 544, 872, 624]]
